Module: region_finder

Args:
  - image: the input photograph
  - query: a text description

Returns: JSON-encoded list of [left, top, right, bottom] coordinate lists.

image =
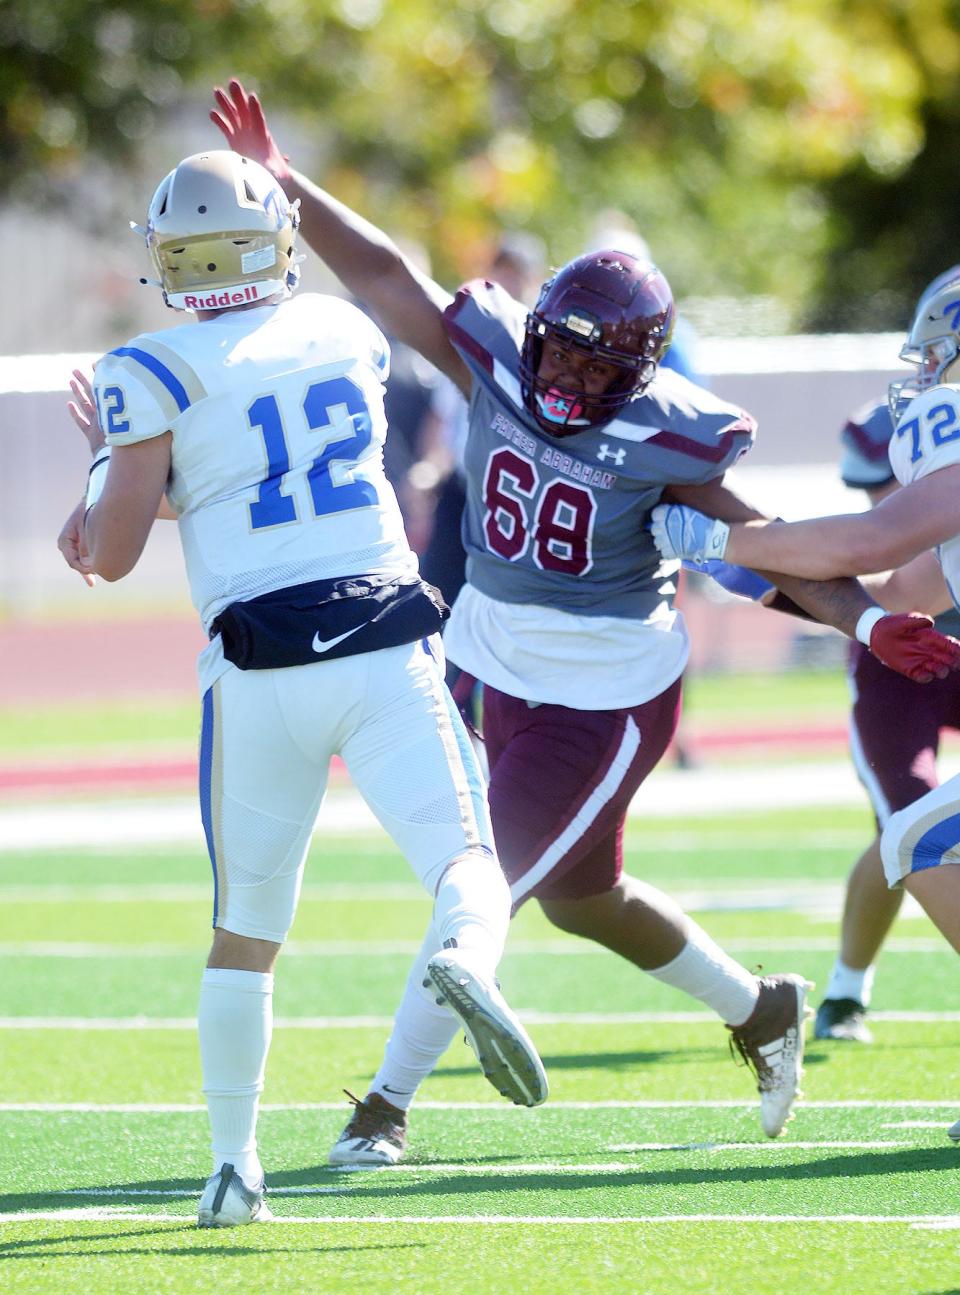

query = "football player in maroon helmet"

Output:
[[519, 251, 674, 435]]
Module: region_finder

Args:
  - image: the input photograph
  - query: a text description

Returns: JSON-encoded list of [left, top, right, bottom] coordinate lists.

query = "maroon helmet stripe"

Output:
[[844, 418, 891, 462]]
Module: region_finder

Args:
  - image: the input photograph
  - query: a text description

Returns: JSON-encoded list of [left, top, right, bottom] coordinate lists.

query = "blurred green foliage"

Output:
[[4, 0, 960, 329]]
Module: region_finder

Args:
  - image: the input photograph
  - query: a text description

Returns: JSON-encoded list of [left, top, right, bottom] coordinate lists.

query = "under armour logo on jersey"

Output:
[[597, 443, 626, 465]]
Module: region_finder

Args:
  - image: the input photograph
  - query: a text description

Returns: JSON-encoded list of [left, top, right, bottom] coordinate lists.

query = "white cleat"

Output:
[[197, 1163, 273, 1228], [727, 974, 813, 1138], [948, 1118, 960, 1143], [424, 949, 548, 1108]]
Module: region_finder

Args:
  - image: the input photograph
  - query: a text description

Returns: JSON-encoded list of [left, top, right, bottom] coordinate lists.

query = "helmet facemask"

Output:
[[519, 251, 674, 436], [889, 270, 960, 419]]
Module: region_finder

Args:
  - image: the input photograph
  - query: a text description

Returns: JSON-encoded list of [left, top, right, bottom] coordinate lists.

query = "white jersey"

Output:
[[95, 293, 416, 676], [888, 384, 960, 609]]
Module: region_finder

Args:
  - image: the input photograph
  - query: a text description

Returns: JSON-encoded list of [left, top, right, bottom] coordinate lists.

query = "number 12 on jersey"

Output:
[[248, 375, 378, 530]]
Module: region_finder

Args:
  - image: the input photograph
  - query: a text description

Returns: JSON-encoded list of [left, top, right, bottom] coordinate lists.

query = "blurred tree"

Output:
[[4, 0, 959, 330], [0, 0, 264, 194]]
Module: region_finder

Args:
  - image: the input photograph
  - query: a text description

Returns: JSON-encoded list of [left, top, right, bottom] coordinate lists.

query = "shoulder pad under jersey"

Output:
[[94, 333, 208, 444], [443, 279, 526, 378], [610, 366, 756, 484]]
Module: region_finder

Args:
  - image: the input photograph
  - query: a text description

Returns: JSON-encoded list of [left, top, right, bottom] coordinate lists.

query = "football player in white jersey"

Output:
[[204, 80, 960, 1166], [653, 274, 960, 1137], [56, 149, 548, 1226]]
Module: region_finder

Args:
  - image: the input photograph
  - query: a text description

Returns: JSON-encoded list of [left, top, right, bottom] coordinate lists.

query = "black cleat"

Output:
[[329, 1090, 408, 1167], [814, 997, 872, 1043]]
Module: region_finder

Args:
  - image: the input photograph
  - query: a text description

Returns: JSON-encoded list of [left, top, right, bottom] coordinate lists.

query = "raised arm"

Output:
[[210, 80, 471, 396]]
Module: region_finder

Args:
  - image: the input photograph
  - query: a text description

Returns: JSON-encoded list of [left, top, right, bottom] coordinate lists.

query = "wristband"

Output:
[[85, 447, 112, 512], [855, 606, 886, 645]]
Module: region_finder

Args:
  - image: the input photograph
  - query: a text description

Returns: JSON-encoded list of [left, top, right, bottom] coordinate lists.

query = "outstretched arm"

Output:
[[665, 465, 960, 579], [660, 476, 960, 682], [863, 550, 954, 616], [667, 476, 885, 640], [210, 79, 471, 396]]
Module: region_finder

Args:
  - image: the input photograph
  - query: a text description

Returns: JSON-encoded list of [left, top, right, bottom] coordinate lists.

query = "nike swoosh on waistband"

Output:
[[312, 624, 365, 654]]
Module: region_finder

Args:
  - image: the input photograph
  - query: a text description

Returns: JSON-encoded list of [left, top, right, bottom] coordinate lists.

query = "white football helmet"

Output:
[[137, 150, 300, 312], [889, 264, 960, 417]]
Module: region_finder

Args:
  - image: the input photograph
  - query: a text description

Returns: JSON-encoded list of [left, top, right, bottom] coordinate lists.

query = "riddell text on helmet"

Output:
[[183, 285, 261, 309]]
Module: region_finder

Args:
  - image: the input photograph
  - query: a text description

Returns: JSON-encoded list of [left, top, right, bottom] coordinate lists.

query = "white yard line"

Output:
[[0, 1208, 957, 1227], [1, 1099, 957, 1112], [0, 760, 925, 852], [0, 882, 426, 901], [883, 1120, 957, 1130], [0, 936, 945, 958], [0, 882, 927, 922], [2, 1010, 958, 1030], [605, 1141, 910, 1152]]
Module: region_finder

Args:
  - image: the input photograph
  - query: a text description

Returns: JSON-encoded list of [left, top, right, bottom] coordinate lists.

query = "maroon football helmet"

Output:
[[519, 249, 675, 435]]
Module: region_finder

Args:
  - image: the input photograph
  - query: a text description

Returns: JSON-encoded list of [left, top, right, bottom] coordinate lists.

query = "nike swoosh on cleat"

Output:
[[312, 625, 364, 654]]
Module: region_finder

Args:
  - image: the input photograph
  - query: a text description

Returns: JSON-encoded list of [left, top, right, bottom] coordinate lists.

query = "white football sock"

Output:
[[824, 958, 875, 1006], [198, 966, 273, 1188], [370, 925, 459, 1111], [646, 922, 760, 1026], [431, 852, 510, 968]]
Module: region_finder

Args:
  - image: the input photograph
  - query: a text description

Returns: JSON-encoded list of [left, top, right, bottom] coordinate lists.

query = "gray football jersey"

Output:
[[444, 280, 755, 619]]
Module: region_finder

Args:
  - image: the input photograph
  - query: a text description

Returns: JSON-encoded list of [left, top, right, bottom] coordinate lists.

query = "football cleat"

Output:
[[727, 974, 813, 1138], [197, 1163, 272, 1228], [948, 1118, 960, 1143], [424, 949, 548, 1107], [329, 1090, 408, 1167], [814, 997, 873, 1044]]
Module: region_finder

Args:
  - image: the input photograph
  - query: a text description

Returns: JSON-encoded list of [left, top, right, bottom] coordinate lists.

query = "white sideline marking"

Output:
[[5, 758, 948, 852], [2, 1010, 959, 1030], [1, 1209, 957, 1227], [0, 1099, 957, 1113], [0, 936, 945, 958]]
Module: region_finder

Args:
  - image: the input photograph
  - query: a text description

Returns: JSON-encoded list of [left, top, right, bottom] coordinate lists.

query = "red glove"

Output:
[[867, 611, 960, 683], [210, 79, 292, 183]]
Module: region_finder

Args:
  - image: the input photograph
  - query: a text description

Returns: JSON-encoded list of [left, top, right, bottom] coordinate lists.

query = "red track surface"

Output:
[[1, 611, 845, 797], [0, 728, 849, 797], [2, 615, 207, 705]]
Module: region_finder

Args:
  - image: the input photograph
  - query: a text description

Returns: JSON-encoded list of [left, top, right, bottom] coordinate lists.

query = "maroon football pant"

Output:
[[849, 642, 960, 823], [481, 678, 682, 907]]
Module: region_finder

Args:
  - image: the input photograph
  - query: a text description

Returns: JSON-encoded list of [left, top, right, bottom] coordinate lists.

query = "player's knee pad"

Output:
[[218, 874, 299, 944], [214, 801, 309, 941]]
